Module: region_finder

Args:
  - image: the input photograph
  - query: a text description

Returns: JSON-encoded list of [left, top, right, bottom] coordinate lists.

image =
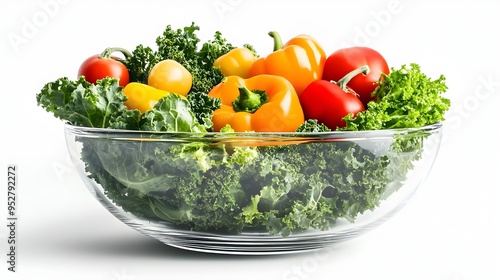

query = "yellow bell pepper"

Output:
[[213, 47, 257, 78], [123, 82, 184, 113]]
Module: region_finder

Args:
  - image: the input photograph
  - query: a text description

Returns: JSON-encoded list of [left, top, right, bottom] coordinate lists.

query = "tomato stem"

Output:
[[232, 86, 269, 113], [99, 47, 133, 61], [268, 31, 283, 51], [336, 65, 370, 91]]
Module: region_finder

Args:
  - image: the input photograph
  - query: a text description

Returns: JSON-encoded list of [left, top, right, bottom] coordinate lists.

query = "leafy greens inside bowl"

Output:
[[64, 123, 442, 253]]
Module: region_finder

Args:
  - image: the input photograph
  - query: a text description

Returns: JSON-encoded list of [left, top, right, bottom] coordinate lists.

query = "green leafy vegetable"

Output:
[[296, 119, 332, 132], [36, 76, 141, 129], [139, 94, 206, 132], [342, 63, 451, 131], [78, 131, 425, 236], [125, 44, 160, 86], [187, 91, 222, 131]]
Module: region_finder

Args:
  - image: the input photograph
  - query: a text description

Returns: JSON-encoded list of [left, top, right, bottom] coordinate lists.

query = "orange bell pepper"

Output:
[[208, 75, 304, 132], [248, 31, 326, 96]]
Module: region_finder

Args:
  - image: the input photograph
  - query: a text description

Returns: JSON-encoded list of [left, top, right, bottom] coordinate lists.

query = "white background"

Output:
[[1, 0, 500, 279]]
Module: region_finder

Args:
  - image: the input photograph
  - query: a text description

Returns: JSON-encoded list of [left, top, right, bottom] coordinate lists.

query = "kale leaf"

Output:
[[125, 44, 160, 86], [342, 63, 451, 131], [187, 91, 222, 131], [296, 119, 332, 132], [36, 76, 141, 129], [139, 93, 206, 132]]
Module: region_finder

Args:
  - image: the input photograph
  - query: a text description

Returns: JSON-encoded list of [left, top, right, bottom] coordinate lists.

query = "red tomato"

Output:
[[77, 47, 131, 87], [322, 47, 389, 107], [300, 80, 365, 130]]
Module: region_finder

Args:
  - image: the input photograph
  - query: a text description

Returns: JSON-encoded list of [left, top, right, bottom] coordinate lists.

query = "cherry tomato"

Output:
[[148, 59, 192, 96], [322, 47, 389, 107], [78, 47, 131, 87]]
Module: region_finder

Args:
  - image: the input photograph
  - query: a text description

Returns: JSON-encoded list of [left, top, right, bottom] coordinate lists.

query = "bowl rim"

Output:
[[64, 122, 443, 141]]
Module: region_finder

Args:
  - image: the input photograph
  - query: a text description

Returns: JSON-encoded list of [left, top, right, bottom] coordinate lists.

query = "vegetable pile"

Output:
[[36, 23, 450, 236]]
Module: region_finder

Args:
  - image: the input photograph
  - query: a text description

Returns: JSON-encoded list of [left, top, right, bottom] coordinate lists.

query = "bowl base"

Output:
[[124, 219, 389, 255]]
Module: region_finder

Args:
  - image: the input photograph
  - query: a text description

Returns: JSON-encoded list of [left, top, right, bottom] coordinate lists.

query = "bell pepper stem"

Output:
[[268, 31, 284, 51], [336, 65, 371, 91], [233, 86, 269, 113], [99, 47, 133, 61]]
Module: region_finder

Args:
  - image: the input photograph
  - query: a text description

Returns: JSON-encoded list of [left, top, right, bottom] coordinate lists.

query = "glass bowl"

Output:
[[64, 122, 443, 255]]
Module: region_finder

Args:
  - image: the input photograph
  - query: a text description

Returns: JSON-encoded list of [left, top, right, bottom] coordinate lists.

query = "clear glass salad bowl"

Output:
[[64, 122, 443, 255]]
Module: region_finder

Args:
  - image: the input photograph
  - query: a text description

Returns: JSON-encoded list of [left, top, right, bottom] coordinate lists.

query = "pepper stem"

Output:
[[268, 31, 283, 51], [232, 86, 269, 113], [336, 65, 371, 91], [99, 47, 133, 61]]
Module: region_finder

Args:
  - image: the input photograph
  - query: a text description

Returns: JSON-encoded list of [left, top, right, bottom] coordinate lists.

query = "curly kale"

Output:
[[124, 44, 161, 87], [296, 119, 332, 132], [139, 93, 206, 132], [187, 91, 222, 131], [342, 63, 450, 131], [36, 76, 141, 129], [78, 128, 426, 236], [155, 23, 201, 64]]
